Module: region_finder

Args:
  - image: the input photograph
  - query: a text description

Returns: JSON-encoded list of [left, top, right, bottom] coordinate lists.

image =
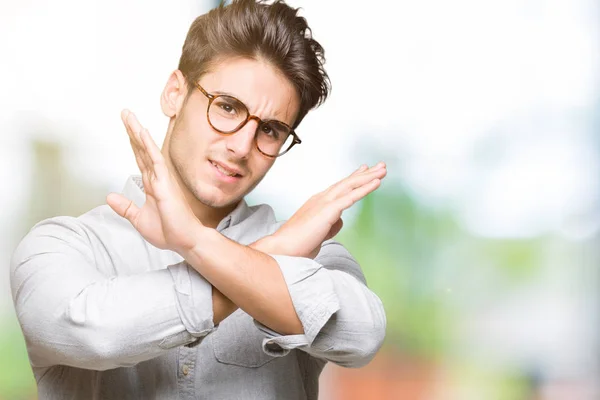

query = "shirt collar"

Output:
[[216, 198, 249, 231], [122, 175, 250, 232]]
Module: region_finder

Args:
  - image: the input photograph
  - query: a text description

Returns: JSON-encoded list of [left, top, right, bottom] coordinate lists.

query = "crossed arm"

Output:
[[10, 110, 387, 371], [107, 110, 387, 337]]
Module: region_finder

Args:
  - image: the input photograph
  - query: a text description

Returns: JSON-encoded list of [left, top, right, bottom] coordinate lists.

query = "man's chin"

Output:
[[200, 198, 239, 209], [193, 187, 243, 209]]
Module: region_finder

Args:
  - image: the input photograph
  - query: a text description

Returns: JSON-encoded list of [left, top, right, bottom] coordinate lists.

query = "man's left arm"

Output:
[[256, 240, 386, 368]]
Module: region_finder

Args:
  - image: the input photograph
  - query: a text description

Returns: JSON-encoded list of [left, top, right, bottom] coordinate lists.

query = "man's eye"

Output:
[[262, 125, 279, 138], [220, 104, 235, 113]]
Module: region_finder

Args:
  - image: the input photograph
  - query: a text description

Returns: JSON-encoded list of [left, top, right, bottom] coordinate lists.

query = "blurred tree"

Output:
[[338, 182, 459, 359]]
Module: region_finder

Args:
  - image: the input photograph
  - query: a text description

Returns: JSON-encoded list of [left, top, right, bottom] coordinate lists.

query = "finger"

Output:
[[349, 178, 382, 202], [129, 132, 153, 177], [127, 112, 146, 141], [328, 166, 386, 199], [351, 162, 384, 176], [334, 162, 385, 191], [139, 128, 170, 183], [121, 110, 149, 171], [121, 109, 131, 126], [137, 130, 156, 191], [106, 193, 140, 224], [358, 162, 385, 175], [121, 109, 140, 144], [136, 128, 157, 175], [124, 111, 155, 175], [122, 110, 147, 150], [130, 138, 148, 174], [348, 164, 387, 187], [351, 164, 368, 176], [332, 178, 381, 211], [122, 109, 144, 136], [139, 128, 161, 162]]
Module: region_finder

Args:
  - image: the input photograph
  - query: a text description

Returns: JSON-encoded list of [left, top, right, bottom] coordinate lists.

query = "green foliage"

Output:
[[338, 182, 546, 360], [476, 238, 547, 282], [338, 184, 459, 358], [0, 317, 36, 400]]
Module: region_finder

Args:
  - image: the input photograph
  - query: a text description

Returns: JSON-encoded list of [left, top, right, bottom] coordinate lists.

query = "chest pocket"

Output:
[[212, 309, 277, 368]]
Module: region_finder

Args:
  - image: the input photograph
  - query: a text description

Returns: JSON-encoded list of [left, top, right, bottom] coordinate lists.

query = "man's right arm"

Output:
[[10, 216, 230, 371]]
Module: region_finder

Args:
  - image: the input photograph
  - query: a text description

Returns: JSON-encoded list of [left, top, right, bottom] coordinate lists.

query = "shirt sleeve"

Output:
[[10, 216, 215, 371], [254, 240, 386, 368]]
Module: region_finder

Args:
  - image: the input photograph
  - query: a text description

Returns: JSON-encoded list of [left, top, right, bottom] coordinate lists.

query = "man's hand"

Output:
[[106, 110, 202, 253], [260, 163, 387, 259]]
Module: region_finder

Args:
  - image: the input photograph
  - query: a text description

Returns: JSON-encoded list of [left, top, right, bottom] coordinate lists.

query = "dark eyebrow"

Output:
[[212, 90, 238, 98], [209, 88, 292, 126]]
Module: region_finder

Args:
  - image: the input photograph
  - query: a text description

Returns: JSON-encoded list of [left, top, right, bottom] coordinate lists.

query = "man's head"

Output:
[[159, 0, 330, 221]]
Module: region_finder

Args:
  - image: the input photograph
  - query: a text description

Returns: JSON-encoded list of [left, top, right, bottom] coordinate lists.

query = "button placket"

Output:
[[177, 345, 197, 398]]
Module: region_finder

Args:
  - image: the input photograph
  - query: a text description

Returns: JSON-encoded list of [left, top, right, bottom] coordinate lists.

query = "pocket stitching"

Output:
[[211, 313, 277, 368]]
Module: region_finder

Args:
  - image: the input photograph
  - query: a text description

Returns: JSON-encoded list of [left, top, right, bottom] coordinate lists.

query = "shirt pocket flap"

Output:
[[212, 310, 277, 368]]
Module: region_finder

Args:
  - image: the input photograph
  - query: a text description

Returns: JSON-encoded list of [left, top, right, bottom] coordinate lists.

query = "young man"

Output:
[[10, 1, 387, 399]]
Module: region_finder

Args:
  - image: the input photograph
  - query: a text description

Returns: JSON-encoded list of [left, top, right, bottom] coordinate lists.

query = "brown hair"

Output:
[[177, 0, 330, 128]]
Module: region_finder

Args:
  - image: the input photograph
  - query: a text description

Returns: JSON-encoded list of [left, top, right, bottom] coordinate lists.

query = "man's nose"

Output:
[[225, 120, 257, 159]]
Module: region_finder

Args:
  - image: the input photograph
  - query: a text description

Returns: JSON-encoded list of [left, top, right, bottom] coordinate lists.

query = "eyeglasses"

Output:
[[196, 83, 301, 158]]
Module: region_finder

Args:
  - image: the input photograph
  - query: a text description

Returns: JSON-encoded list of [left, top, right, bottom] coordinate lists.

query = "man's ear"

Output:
[[160, 70, 188, 118]]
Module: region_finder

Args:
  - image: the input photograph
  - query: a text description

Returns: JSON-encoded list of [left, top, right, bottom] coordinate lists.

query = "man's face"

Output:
[[167, 57, 300, 209]]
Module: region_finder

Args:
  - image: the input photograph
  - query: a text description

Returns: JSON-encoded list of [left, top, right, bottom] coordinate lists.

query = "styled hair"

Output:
[[177, 0, 330, 128]]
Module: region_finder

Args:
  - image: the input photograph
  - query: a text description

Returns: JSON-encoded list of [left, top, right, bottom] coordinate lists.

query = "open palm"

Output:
[[274, 162, 387, 258], [106, 110, 201, 253]]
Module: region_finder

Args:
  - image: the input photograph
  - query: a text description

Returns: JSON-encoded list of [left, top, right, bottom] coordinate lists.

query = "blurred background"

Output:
[[1, 0, 598, 398]]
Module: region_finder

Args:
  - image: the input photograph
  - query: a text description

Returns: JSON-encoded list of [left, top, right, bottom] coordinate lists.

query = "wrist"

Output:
[[178, 223, 215, 259], [251, 234, 284, 255]]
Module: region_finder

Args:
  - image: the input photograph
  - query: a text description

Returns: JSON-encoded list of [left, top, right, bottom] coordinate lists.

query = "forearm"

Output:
[[209, 239, 285, 325], [184, 228, 303, 335], [212, 286, 237, 324]]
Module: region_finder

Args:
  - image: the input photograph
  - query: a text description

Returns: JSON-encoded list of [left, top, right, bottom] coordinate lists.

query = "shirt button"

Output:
[[182, 365, 190, 376]]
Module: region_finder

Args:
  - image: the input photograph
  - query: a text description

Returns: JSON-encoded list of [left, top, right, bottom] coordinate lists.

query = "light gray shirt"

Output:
[[10, 176, 386, 400]]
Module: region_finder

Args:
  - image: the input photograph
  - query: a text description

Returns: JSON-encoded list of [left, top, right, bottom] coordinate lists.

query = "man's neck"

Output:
[[184, 188, 238, 229]]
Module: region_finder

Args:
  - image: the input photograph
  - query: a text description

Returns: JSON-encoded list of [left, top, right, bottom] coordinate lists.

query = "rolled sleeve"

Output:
[[10, 216, 216, 370], [255, 242, 386, 368], [254, 255, 340, 357], [168, 262, 217, 345]]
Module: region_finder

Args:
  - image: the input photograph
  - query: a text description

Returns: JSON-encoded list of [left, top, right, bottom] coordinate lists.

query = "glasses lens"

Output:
[[256, 121, 294, 156], [208, 95, 248, 132]]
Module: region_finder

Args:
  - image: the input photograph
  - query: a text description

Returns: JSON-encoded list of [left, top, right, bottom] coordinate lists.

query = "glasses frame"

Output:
[[196, 83, 301, 158]]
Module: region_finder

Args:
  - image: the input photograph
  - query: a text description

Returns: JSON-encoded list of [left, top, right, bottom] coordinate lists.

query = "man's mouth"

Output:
[[210, 160, 243, 178]]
